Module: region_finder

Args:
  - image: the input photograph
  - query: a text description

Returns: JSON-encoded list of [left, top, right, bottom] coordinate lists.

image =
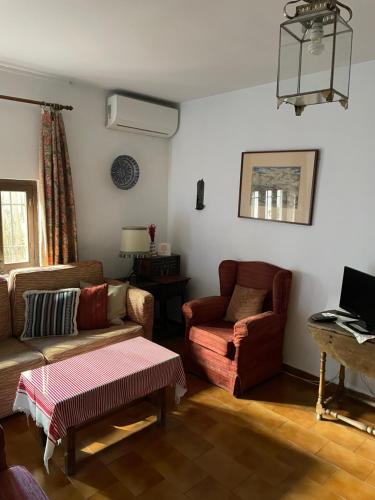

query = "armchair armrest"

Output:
[[105, 279, 154, 340], [0, 425, 7, 471], [183, 296, 230, 326], [233, 311, 282, 347]]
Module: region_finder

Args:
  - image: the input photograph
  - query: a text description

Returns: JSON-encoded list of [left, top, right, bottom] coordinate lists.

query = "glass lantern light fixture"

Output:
[[277, 0, 353, 116]]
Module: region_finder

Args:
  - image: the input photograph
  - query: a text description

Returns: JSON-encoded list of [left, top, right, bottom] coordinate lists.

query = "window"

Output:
[[0, 179, 39, 272]]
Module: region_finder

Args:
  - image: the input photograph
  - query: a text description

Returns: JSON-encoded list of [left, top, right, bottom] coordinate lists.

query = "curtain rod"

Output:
[[0, 94, 73, 111]]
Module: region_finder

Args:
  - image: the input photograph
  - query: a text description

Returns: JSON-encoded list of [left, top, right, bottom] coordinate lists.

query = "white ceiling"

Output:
[[0, 0, 373, 103]]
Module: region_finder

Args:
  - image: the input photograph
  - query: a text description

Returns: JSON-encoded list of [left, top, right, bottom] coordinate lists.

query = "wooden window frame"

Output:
[[0, 179, 39, 273]]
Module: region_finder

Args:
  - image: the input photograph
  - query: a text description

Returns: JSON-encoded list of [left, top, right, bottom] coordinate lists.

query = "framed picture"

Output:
[[238, 150, 319, 226], [158, 243, 172, 256]]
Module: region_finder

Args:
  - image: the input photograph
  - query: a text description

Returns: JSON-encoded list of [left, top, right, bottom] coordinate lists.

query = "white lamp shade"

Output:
[[120, 226, 149, 254]]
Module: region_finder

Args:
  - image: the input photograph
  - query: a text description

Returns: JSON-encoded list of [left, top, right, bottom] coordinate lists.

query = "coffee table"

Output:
[[13, 337, 186, 475]]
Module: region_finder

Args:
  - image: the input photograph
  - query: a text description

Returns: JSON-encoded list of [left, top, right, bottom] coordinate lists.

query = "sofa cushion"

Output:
[[0, 279, 11, 339], [26, 321, 143, 363], [0, 338, 45, 419], [9, 261, 104, 337], [77, 283, 109, 330], [21, 288, 81, 339], [189, 320, 235, 358]]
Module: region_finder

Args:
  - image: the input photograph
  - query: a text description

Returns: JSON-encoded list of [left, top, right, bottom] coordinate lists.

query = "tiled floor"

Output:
[[2, 369, 375, 499]]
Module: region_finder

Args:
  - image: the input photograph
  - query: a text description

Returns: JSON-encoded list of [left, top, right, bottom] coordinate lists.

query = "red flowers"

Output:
[[148, 224, 156, 242]]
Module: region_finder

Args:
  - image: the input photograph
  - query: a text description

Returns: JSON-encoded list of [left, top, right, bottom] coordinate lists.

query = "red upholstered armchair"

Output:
[[182, 261, 292, 396], [0, 425, 48, 500]]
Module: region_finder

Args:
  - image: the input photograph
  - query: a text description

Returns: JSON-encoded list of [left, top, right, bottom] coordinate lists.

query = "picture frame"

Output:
[[238, 150, 319, 226], [158, 243, 172, 256]]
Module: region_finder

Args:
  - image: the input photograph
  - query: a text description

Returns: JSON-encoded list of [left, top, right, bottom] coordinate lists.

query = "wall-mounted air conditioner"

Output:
[[106, 94, 179, 138]]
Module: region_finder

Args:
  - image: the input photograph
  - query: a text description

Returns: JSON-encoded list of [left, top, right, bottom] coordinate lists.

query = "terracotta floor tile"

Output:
[[268, 402, 318, 427], [311, 418, 367, 452], [235, 446, 294, 486], [234, 473, 281, 500], [186, 476, 241, 500], [97, 440, 130, 465], [275, 446, 337, 485], [164, 423, 213, 460], [325, 469, 375, 499], [173, 402, 217, 432], [366, 468, 375, 488], [195, 448, 251, 490], [86, 481, 135, 499], [277, 420, 328, 454], [136, 479, 186, 500], [241, 401, 288, 430], [107, 451, 163, 496], [151, 447, 208, 492], [68, 458, 119, 499], [317, 441, 375, 481], [279, 476, 342, 500], [203, 422, 251, 457], [31, 463, 71, 496], [49, 484, 86, 500], [354, 437, 375, 464]]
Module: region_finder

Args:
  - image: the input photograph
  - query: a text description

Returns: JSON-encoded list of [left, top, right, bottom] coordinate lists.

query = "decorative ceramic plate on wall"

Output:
[[111, 155, 140, 190]]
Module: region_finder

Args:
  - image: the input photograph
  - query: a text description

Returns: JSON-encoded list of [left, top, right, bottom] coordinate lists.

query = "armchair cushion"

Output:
[[189, 320, 235, 358], [233, 311, 281, 346], [225, 285, 267, 322]]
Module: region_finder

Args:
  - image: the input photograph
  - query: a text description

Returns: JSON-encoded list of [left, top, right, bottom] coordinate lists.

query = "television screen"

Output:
[[339, 266, 375, 330]]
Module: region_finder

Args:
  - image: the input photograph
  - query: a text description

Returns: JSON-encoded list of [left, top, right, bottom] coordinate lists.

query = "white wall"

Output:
[[169, 60, 375, 393], [0, 69, 170, 277]]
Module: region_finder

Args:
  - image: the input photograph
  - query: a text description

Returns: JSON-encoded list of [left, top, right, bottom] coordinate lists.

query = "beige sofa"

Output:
[[0, 260, 154, 419]]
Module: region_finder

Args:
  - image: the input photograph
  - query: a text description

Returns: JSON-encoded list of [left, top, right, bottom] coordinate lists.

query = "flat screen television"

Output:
[[339, 266, 375, 332]]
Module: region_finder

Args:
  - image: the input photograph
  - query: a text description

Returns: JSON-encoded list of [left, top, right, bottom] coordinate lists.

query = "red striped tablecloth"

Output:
[[13, 337, 187, 470]]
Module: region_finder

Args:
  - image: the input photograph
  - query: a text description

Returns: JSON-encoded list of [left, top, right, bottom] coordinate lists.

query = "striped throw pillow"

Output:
[[21, 288, 81, 339]]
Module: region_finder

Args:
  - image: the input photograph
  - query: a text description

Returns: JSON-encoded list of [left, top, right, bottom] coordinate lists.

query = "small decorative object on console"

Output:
[[111, 155, 140, 190], [158, 243, 171, 256], [148, 224, 157, 256]]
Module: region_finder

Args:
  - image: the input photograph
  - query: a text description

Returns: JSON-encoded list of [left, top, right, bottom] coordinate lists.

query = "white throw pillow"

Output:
[[107, 282, 129, 324]]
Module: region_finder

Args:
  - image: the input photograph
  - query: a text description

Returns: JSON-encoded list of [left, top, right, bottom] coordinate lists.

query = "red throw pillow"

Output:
[[77, 283, 109, 330]]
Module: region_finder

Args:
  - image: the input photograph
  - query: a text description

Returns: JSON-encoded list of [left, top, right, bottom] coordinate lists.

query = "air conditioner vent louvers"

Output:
[[106, 94, 178, 138]]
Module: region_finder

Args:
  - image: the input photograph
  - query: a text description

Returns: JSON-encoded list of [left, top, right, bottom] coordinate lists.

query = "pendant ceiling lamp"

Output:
[[277, 0, 353, 116]]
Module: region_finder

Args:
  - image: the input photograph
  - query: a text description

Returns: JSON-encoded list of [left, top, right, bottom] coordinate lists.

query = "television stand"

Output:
[[308, 317, 375, 437]]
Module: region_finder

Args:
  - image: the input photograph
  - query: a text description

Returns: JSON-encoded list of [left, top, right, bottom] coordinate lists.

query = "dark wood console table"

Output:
[[308, 317, 375, 436], [133, 275, 190, 339]]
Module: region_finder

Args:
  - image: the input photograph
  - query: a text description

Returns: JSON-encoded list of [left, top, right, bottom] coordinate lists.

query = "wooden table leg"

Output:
[[157, 388, 166, 427], [39, 428, 47, 448], [64, 427, 76, 476], [337, 364, 345, 400], [316, 351, 326, 420]]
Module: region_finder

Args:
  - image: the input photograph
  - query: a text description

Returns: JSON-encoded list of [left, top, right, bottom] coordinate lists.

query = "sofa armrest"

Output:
[[105, 279, 154, 339], [0, 425, 7, 471], [127, 287, 154, 340], [182, 296, 230, 327], [233, 311, 282, 347]]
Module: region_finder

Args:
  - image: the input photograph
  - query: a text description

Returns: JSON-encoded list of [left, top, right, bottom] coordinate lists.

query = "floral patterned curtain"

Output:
[[39, 107, 78, 265]]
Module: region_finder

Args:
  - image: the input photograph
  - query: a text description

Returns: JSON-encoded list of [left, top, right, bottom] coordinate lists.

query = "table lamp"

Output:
[[119, 226, 150, 281]]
